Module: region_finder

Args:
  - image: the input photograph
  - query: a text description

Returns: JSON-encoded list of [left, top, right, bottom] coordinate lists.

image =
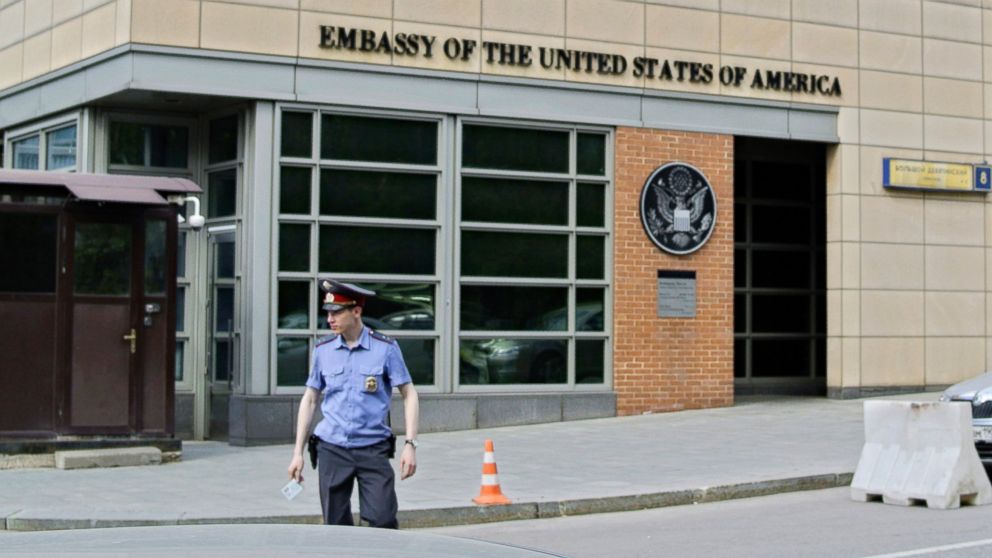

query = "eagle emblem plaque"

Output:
[[639, 162, 717, 255]]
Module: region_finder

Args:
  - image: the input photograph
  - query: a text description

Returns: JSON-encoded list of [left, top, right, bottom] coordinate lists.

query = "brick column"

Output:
[[613, 127, 734, 415]]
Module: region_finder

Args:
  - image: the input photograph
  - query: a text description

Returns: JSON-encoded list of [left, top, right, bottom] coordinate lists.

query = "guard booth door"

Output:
[[61, 206, 175, 435]]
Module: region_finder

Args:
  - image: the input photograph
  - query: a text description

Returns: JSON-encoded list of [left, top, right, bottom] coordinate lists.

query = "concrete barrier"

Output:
[[851, 401, 992, 509]]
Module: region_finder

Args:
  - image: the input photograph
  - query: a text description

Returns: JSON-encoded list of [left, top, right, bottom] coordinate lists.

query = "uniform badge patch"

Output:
[[364, 376, 378, 393]]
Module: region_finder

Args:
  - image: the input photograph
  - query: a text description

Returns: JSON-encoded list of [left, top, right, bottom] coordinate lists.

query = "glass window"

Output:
[[462, 125, 568, 173], [281, 112, 313, 158], [12, 136, 40, 170], [217, 240, 235, 279], [216, 287, 234, 332], [278, 281, 310, 330], [74, 222, 131, 295], [276, 337, 310, 386], [110, 122, 189, 168], [46, 125, 77, 170], [175, 342, 185, 382], [144, 220, 167, 295], [460, 286, 567, 331], [576, 183, 605, 228], [0, 213, 57, 293], [752, 295, 811, 333], [177, 231, 187, 277], [208, 115, 238, 164], [462, 177, 568, 225], [176, 287, 186, 331], [280, 166, 311, 215], [577, 133, 606, 176], [460, 338, 567, 385], [397, 338, 434, 385], [461, 231, 567, 278], [207, 169, 237, 218], [361, 283, 435, 331], [576, 235, 605, 280], [320, 169, 436, 220], [752, 250, 809, 288], [576, 340, 605, 383], [576, 288, 605, 332], [214, 339, 231, 381], [321, 114, 437, 164], [279, 224, 310, 272], [318, 225, 434, 275]]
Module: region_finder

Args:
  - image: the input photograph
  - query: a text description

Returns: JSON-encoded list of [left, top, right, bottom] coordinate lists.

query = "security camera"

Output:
[[168, 195, 205, 230]]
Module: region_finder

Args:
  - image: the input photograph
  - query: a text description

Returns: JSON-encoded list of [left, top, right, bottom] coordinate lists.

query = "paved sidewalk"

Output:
[[0, 393, 935, 531]]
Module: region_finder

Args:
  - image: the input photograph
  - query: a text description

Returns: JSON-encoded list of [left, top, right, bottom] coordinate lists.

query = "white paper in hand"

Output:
[[281, 479, 303, 501]]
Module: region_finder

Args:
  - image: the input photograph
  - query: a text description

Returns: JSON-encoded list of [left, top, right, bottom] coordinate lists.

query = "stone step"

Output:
[[55, 447, 162, 470]]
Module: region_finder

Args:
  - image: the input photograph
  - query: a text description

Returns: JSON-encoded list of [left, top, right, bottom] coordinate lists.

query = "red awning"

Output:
[[0, 169, 201, 205]]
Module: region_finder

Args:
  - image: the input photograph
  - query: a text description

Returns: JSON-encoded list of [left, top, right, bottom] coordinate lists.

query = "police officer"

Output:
[[287, 279, 419, 529]]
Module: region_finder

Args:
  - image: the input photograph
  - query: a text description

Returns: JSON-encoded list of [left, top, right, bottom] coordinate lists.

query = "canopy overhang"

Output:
[[0, 169, 201, 205]]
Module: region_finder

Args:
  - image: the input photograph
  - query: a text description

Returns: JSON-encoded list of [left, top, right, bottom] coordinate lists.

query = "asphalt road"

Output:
[[424, 487, 992, 558]]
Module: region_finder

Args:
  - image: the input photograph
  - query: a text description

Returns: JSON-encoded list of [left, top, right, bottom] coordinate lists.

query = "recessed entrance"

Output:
[[733, 138, 826, 395]]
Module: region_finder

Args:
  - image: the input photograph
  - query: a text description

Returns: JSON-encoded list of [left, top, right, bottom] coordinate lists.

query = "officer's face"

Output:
[[327, 306, 362, 333]]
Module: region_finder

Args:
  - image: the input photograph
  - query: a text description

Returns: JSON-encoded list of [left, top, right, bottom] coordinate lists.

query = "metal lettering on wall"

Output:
[[640, 162, 717, 255], [318, 25, 842, 98], [657, 270, 696, 318]]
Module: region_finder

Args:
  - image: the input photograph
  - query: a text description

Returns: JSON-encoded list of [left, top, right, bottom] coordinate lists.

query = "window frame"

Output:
[[3, 111, 84, 171]]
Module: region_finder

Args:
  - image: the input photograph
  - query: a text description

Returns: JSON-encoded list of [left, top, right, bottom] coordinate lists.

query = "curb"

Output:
[[2, 473, 853, 532]]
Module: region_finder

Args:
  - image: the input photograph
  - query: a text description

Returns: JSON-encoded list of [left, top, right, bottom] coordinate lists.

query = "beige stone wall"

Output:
[[2, 0, 991, 391]]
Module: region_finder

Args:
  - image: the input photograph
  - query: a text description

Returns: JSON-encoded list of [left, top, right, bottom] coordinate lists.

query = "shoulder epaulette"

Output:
[[369, 330, 395, 344], [315, 334, 338, 347]]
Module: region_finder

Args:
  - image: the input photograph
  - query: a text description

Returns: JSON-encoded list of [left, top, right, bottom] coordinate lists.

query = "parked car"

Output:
[[939, 371, 992, 477]]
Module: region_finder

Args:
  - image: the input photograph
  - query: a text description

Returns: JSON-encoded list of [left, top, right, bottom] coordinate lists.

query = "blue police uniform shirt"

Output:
[[306, 326, 412, 448]]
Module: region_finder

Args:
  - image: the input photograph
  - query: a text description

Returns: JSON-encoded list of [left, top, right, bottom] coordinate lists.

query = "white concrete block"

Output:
[[851, 401, 991, 509], [54, 447, 162, 470]]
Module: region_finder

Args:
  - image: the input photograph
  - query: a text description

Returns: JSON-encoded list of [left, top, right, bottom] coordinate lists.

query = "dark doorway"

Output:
[[734, 138, 826, 396]]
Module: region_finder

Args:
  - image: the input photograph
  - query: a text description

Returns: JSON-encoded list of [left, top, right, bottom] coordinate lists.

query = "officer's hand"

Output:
[[288, 454, 305, 482], [400, 445, 417, 480]]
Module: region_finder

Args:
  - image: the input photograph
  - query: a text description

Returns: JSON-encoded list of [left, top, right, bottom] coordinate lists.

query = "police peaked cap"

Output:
[[320, 279, 376, 311]]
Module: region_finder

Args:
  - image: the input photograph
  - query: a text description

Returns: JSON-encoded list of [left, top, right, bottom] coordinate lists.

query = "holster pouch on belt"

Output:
[[307, 434, 319, 469]]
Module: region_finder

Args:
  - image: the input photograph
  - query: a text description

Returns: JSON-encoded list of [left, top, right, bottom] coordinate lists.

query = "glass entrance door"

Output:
[[206, 226, 238, 439]]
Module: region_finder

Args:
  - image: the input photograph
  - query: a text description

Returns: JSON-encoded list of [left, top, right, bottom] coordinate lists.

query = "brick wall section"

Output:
[[613, 127, 734, 415]]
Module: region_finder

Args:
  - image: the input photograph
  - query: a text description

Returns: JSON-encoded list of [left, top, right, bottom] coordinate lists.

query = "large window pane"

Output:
[[175, 341, 185, 382], [577, 235, 605, 280], [576, 288, 605, 332], [752, 250, 809, 288], [461, 177, 567, 225], [281, 111, 312, 158], [460, 286, 567, 331], [461, 231, 567, 278], [277, 337, 309, 386], [752, 205, 811, 245], [214, 339, 231, 382], [320, 169, 436, 220], [144, 220, 167, 295], [577, 133, 606, 176], [207, 169, 237, 218], [460, 338, 567, 385], [576, 183, 605, 228], [46, 125, 77, 170], [74, 222, 131, 295], [12, 136, 39, 169], [0, 213, 57, 292], [361, 283, 435, 330], [752, 339, 810, 377], [109, 122, 188, 168], [278, 281, 310, 330], [176, 287, 186, 331], [576, 340, 605, 383], [319, 226, 434, 275], [217, 240, 235, 279], [279, 224, 310, 272], [280, 166, 312, 215], [397, 338, 434, 386], [208, 115, 238, 164], [462, 125, 568, 173], [321, 115, 437, 165], [177, 232, 187, 277], [752, 295, 810, 333]]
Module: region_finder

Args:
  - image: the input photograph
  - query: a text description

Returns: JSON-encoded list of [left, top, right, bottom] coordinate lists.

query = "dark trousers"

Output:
[[317, 439, 398, 529]]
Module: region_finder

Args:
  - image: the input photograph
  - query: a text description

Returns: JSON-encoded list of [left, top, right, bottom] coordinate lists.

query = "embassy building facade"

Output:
[[0, 0, 989, 445]]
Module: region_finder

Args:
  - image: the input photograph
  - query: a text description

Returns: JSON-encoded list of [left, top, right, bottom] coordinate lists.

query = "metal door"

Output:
[[205, 226, 237, 438]]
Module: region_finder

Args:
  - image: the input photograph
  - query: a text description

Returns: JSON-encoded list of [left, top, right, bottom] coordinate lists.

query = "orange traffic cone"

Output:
[[472, 439, 511, 505]]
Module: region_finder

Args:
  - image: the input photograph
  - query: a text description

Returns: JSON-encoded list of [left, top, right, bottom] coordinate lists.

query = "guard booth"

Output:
[[0, 169, 200, 457]]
